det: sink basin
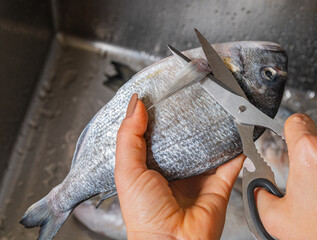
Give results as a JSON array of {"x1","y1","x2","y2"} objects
[{"x1": 0, "y1": 0, "x2": 316, "y2": 239}]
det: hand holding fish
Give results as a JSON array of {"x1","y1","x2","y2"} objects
[
  {"x1": 256, "y1": 113, "x2": 317, "y2": 240},
  {"x1": 115, "y1": 94, "x2": 245, "y2": 239}
]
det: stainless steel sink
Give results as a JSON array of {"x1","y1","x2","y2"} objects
[{"x1": 0, "y1": 0, "x2": 316, "y2": 239}]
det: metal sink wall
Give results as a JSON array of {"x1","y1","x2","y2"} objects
[{"x1": 0, "y1": 0, "x2": 316, "y2": 239}]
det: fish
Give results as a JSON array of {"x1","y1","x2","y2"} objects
[{"x1": 20, "y1": 41, "x2": 288, "y2": 239}]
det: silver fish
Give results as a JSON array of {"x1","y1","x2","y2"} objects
[{"x1": 20, "y1": 41, "x2": 288, "y2": 239}]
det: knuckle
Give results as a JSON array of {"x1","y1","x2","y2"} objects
[
  {"x1": 133, "y1": 137, "x2": 145, "y2": 151},
  {"x1": 116, "y1": 130, "x2": 126, "y2": 141},
  {"x1": 117, "y1": 120, "x2": 129, "y2": 134},
  {"x1": 140, "y1": 170, "x2": 166, "y2": 188},
  {"x1": 297, "y1": 133, "x2": 317, "y2": 150},
  {"x1": 296, "y1": 133, "x2": 317, "y2": 156},
  {"x1": 117, "y1": 123, "x2": 132, "y2": 140}
]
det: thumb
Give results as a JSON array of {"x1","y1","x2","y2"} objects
[
  {"x1": 115, "y1": 93, "x2": 148, "y2": 194},
  {"x1": 285, "y1": 113, "x2": 317, "y2": 172},
  {"x1": 284, "y1": 113, "x2": 317, "y2": 197},
  {"x1": 256, "y1": 113, "x2": 317, "y2": 234}
]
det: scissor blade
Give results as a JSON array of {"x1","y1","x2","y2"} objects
[
  {"x1": 236, "y1": 122, "x2": 278, "y2": 240},
  {"x1": 167, "y1": 44, "x2": 191, "y2": 63},
  {"x1": 199, "y1": 77, "x2": 284, "y2": 137},
  {"x1": 167, "y1": 45, "x2": 284, "y2": 137},
  {"x1": 194, "y1": 29, "x2": 247, "y2": 99},
  {"x1": 236, "y1": 123, "x2": 275, "y2": 173},
  {"x1": 168, "y1": 44, "x2": 237, "y2": 93}
]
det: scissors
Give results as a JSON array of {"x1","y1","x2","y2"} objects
[{"x1": 167, "y1": 29, "x2": 285, "y2": 240}]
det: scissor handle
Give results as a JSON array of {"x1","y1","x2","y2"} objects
[{"x1": 247, "y1": 178, "x2": 284, "y2": 240}]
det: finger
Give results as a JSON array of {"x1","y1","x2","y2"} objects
[
  {"x1": 255, "y1": 187, "x2": 283, "y2": 232},
  {"x1": 115, "y1": 94, "x2": 148, "y2": 191},
  {"x1": 256, "y1": 114, "x2": 317, "y2": 234},
  {"x1": 189, "y1": 155, "x2": 245, "y2": 225},
  {"x1": 285, "y1": 113, "x2": 317, "y2": 173},
  {"x1": 215, "y1": 154, "x2": 246, "y2": 187},
  {"x1": 198, "y1": 154, "x2": 245, "y2": 198},
  {"x1": 285, "y1": 113, "x2": 317, "y2": 151},
  {"x1": 255, "y1": 187, "x2": 280, "y2": 208}
]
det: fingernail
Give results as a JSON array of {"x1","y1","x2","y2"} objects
[{"x1": 126, "y1": 93, "x2": 138, "y2": 117}]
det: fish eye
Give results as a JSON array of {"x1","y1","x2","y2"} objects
[{"x1": 261, "y1": 67, "x2": 277, "y2": 81}]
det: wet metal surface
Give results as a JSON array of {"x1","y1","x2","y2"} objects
[
  {"x1": 0, "y1": 37, "x2": 150, "y2": 239},
  {"x1": 0, "y1": 0, "x2": 317, "y2": 239},
  {"x1": 0, "y1": 0, "x2": 52, "y2": 183},
  {"x1": 57, "y1": 0, "x2": 317, "y2": 90}
]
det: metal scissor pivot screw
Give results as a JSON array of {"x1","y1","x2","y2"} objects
[{"x1": 239, "y1": 105, "x2": 247, "y2": 113}]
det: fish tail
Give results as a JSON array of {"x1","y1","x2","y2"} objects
[{"x1": 20, "y1": 196, "x2": 71, "y2": 240}]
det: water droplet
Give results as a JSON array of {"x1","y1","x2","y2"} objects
[
  {"x1": 43, "y1": 80, "x2": 52, "y2": 92},
  {"x1": 4, "y1": 198, "x2": 11, "y2": 205},
  {"x1": 306, "y1": 90, "x2": 315, "y2": 99},
  {"x1": 40, "y1": 108, "x2": 55, "y2": 119},
  {"x1": 28, "y1": 119, "x2": 38, "y2": 129},
  {"x1": 64, "y1": 130, "x2": 77, "y2": 144},
  {"x1": 17, "y1": 181, "x2": 24, "y2": 187},
  {"x1": 47, "y1": 148, "x2": 56, "y2": 156},
  {"x1": 98, "y1": 49, "x2": 107, "y2": 59},
  {"x1": 304, "y1": 160, "x2": 311, "y2": 167},
  {"x1": 154, "y1": 44, "x2": 160, "y2": 53},
  {"x1": 293, "y1": 101, "x2": 302, "y2": 109},
  {"x1": 149, "y1": 55, "x2": 156, "y2": 61},
  {"x1": 38, "y1": 88, "x2": 48, "y2": 99},
  {"x1": 60, "y1": 70, "x2": 78, "y2": 89},
  {"x1": 16, "y1": 147, "x2": 24, "y2": 155},
  {"x1": 284, "y1": 89, "x2": 292, "y2": 100},
  {"x1": 55, "y1": 108, "x2": 62, "y2": 117},
  {"x1": 26, "y1": 192, "x2": 34, "y2": 200}
]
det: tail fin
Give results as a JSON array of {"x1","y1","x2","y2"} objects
[{"x1": 20, "y1": 197, "x2": 71, "y2": 240}]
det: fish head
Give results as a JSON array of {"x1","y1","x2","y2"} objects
[{"x1": 220, "y1": 41, "x2": 288, "y2": 118}]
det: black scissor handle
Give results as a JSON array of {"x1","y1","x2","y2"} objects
[{"x1": 247, "y1": 178, "x2": 284, "y2": 240}]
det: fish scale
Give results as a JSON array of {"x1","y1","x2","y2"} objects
[{"x1": 20, "y1": 42, "x2": 287, "y2": 240}]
